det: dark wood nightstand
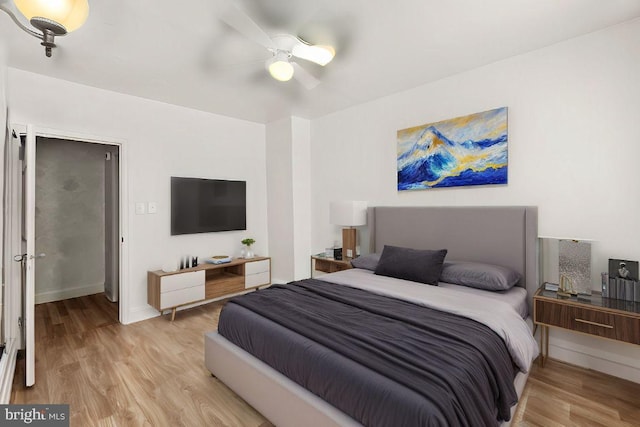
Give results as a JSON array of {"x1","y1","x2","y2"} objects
[
  {"x1": 533, "y1": 287, "x2": 640, "y2": 367},
  {"x1": 310, "y1": 255, "x2": 352, "y2": 278}
]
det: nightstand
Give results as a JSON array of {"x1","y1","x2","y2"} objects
[
  {"x1": 533, "y1": 287, "x2": 640, "y2": 367},
  {"x1": 310, "y1": 255, "x2": 352, "y2": 278}
]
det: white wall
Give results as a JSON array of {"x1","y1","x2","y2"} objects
[
  {"x1": 290, "y1": 117, "x2": 312, "y2": 280},
  {"x1": 8, "y1": 69, "x2": 268, "y2": 323},
  {"x1": 266, "y1": 117, "x2": 294, "y2": 283},
  {"x1": 309, "y1": 19, "x2": 640, "y2": 381},
  {"x1": 266, "y1": 116, "x2": 312, "y2": 283}
]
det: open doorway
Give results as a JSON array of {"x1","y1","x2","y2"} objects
[
  {"x1": 30, "y1": 136, "x2": 120, "y2": 325},
  {"x1": 5, "y1": 126, "x2": 127, "y2": 390}
]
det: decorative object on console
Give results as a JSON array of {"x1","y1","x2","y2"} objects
[
  {"x1": 539, "y1": 237, "x2": 593, "y2": 296},
  {"x1": 179, "y1": 255, "x2": 195, "y2": 270},
  {"x1": 206, "y1": 255, "x2": 232, "y2": 265},
  {"x1": 241, "y1": 238, "x2": 256, "y2": 259},
  {"x1": 558, "y1": 239, "x2": 591, "y2": 296},
  {"x1": 397, "y1": 107, "x2": 508, "y2": 190},
  {"x1": 606, "y1": 259, "x2": 639, "y2": 302},
  {"x1": 330, "y1": 201, "x2": 367, "y2": 260},
  {"x1": 0, "y1": 0, "x2": 89, "y2": 57},
  {"x1": 609, "y1": 259, "x2": 638, "y2": 281}
]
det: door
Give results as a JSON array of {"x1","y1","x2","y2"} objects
[{"x1": 23, "y1": 124, "x2": 36, "y2": 387}]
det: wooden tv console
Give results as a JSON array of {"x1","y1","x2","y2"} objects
[{"x1": 147, "y1": 257, "x2": 271, "y2": 321}]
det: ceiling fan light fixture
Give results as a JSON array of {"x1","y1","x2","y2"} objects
[
  {"x1": 292, "y1": 42, "x2": 335, "y2": 66},
  {"x1": 14, "y1": 0, "x2": 89, "y2": 32},
  {"x1": 267, "y1": 51, "x2": 294, "y2": 82}
]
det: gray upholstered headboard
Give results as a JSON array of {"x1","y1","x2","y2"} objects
[{"x1": 367, "y1": 206, "x2": 538, "y2": 309}]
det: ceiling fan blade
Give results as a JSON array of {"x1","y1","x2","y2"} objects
[
  {"x1": 291, "y1": 40, "x2": 335, "y2": 66},
  {"x1": 215, "y1": 0, "x2": 275, "y2": 50},
  {"x1": 291, "y1": 62, "x2": 321, "y2": 90}
]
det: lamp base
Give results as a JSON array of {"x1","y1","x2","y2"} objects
[{"x1": 342, "y1": 228, "x2": 357, "y2": 260}]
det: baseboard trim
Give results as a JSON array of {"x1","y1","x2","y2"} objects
[
  {"x1": 124, "y1": 306, "x2": 159, "y2": 325},
  {"x1": 549, "y1": 342, "x2": 640, "y2": 383},
  {"x1": 35, "y1": 283, "x2": 104, "y2": 304},
  {"x1": 0, "y1": 338, "x2": 18, "y2": 404},
  {"x1": 127, "y1": 288, "x2": 266, "y2": 325}
]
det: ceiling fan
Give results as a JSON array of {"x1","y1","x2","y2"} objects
[{"x1": 216, "y1": 0, "x2": 336, "y2": 89}]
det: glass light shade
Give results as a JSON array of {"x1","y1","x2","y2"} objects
[
  {"x1": 268, "y1": 60, "x2": 294, "y2": 82},
  {"x1": 14, "y1": 0, "x2": 89, "y2": 32},
  {"x1": 292, "y1": 43, "x2": 335, "y2": 66}
]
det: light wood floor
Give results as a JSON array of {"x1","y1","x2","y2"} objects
[{"x1": 11, "y1": 295, "x2": 640, "y2": 427}]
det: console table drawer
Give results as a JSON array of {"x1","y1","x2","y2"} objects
[
  {"x1": 160, "y1": 285, "x2": 205, "y2": 309},
  {"x1": 246, "y1": 259, "x2": 270, "y2": 275},
  {"x1": 161, "y1": 270, "x2": 205, "y2": 293},
  {"x1": 536, "y1": 299, "x2": 640, "y2": 345},
  {"x1": 245, "y1": 271, "x2": 270, "y2": 288}
]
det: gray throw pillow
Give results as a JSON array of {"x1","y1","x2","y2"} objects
[
  {"x1": 440, "y1": 261, "x2": 522, "y2": 291},
  {"x1": 350, "y1": 253, "x2": 380, "y2": 271},
  {"x1": 374, "y1": 245, "x2": 448, "y2": 286}
]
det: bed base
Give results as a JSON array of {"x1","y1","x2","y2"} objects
[
  {"x1": 205, "y1": 331, "x2": 529, "y2": 427},
  {"x1": 204, "y1": 206, "x2": 537, "y2": 426}
]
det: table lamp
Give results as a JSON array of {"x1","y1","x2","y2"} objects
[{"x1": 330, "y1": 201, "x2": 367, "y2": 260}]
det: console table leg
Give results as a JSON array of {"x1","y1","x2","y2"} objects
[
  {"x1": 171, "y1": 308, "x2": 176, "y2": 322},
  {"x1": 539, "y1": 325, "x2": 548, "y2": 368},
  {"x1": 544, "y1": 325, "x2": 549, "y2": 367}
]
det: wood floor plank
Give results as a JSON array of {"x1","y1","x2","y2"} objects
[{"x1": 11, "y1": 293, "x2": 640, "y2": 426}]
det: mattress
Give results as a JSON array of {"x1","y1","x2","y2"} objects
[
  {"x1": 319, "y1": 268, "x2": 529, "y2": 318},
  {"x1": 217, "y1": 278, "x2": 538, "y2": 427}
]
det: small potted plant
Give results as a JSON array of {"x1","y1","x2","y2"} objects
[{"x1": 241, "y1": 238, "x2": 256, "y2": 258}]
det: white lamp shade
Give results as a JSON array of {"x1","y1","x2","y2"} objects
[
  {"x1": 330, "y1": 201, "x2": 367, "y2": 226},
  {"x1": 14, "y1": 0, "x2": 89, "y2": 32}
]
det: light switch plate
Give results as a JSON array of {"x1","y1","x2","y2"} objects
[
  {"x1": 135, "y1": 202, "x2": 146, "y2": 215},
  {"x1": 148, "y1": 202, "x2": 157, "y2": 214}
]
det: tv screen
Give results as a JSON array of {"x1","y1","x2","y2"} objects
[{"x1": 171, "y1": 177, "x2": 246, "y2": 235}]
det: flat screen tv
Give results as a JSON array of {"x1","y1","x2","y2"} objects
[{"x1": 171, "y1": 177, "x2": 246, "y2": 235}]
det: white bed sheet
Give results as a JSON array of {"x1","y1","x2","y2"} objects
[
  {"x1": 441, "y1": 279, "x2": 529, "y2": 318},
  {"x1": 316, "y1": 268, "x2": 539, "y2": 372},
  {"x1": 320, "y1": 268, "x2": 529, "y2": 317}
]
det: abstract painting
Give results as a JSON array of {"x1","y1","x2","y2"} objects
[{"x1": 397, "y1": 107, "x2": 508, "y2": 190}]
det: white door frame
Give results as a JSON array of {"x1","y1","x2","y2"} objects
[
  {"x1": 24, "y1": 124, "x2": 35, "y2": 386},
  {"x1": 10, "y1": 124, "x2": 130, "y2": 324},
  {"x1": 0, "y1": 128, "x2": 23, "y2": 400}
]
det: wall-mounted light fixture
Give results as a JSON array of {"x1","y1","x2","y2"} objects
[{"x1": 0, "y1": 0, "x2": 89, "y2": 57}]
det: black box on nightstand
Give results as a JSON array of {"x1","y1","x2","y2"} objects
[{"x1": 333, "y1": 248, "x2": 343, "y2": 260}]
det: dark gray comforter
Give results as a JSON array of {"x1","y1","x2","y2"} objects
[{"x1": 218, "y1": 279, "x2": 518, "y2": 427}]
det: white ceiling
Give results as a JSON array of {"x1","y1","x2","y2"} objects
[{"x1": 2, "y1": 0, "x2": 640, "y2": 123}]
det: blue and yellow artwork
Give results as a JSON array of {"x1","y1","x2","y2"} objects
[{"x1": 397, "y1": 107, "x2": 508, "y2": 190}]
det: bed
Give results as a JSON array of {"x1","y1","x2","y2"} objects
[{"x1": 205, "y1": 206, "x2": 539, "y2": 426}]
